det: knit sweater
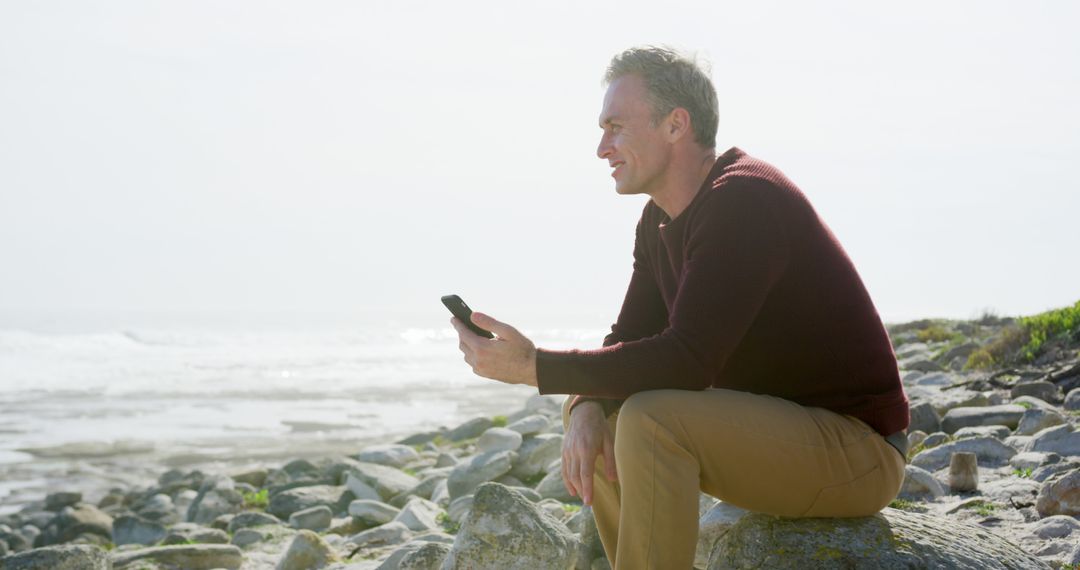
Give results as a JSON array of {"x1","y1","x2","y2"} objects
[{"x1": 535, "y1": 147, "x2": 909, "y2": 436}]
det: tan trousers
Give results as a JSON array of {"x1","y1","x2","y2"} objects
[{"x1": 561, "y1": 388, "x2": 905, "y2": 570}]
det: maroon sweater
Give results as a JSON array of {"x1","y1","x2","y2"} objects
[{"x1": 536, "y1": 147, "x2": 909, "y2": 436}]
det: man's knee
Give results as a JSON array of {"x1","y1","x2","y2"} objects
[{"x1": 614, "y1": 390, "x2": 681, "y2": 456}]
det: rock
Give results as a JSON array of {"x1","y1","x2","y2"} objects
[
  {"x1": 357, "y1": 444, "x2": 422, "y2": 469},
  {"x1": 398, "y1": 541, "x2": 452, "y2": 569},
  {"x1": 346, "y1": 462, "x2": 421, "y2": 500},
  {"x1": 506, "y1": 414, "x2": 551, "y2": 436},
  {"x1": 227, "y1": 511, "x2": 283, "y2": 533},
  {"x1": 1009, "y1": 451, "x2": 1056, "y2": 470},
  {"x1": 1030, "y1": 515, "x2": 1080, "y2": 539},
  {"x1": 446, "y1": 451, "x2": 515, "y2": 499},
  {"x1": 695, "y1": 501, "x2": 747, "y2": 569},
  {"x1": 1035, "y1": 468, "x2": 1080, "y2": 517},
  {"x1": 275, "y1": 529, "x2": 337, "y2": 570},
  {"x1": 112, "y1": 514, "x2": 166, "y2": 546},
  {"x1": 0, "y1": 544, "x2": 109, "y2": 570},
  {"x1": 900, "y1": 357, "x2": 943, "y2": 373},
  {"x1": 908, "y1": 402, "x2": 941, "y2": 435},
  {"x1": 930, "y1": 390, "x2": 989, "y2": 415},
  {"x1": 111, "y1": 544, "x2": 243, "y2": 569},
  {"x1": 435, "y1": 453, "x2": 458, "y2": 468},
  {"x1": 394, "y1": 497, "x2": 442, "y2": 532},
  {"x1": 161, "y1": 524, "x2": 230, "y2": 545},
  {"x1": 1011, "y1": 380, "x2": 1061, "y2": 402},
  {"x1": 911, "y1": 436, "x2": 1017, "y2": 472},
  {"x1": 230, "y1": 468, "x2": 268, "y2": 487},
  {"x1": 1015, "y1": 407, "x2": 1068, "y2": 436},
  {"x1": 1064, "y1": 388, "x2": 1080, "y2": 410},
  {"x1": 350, "y1": 499, "x2": 402, "y2": 527},
  {"x1": 347, "y1": 521, "x2": 412, "y2": 549},
  {"x1": 37, "y1": 503, "x2": 113, "y2": 546},
  {"x1": 187, "y1": 476, "x2": 245, "y2": 524},
  {"x1": 921, "y1": 432, "x2": 950, "y2": 449},
  {"x1": 443, "y1": 483, "x2": 578, "y2": 570},
  {"x1": 2, "y1": 529, "x2": 32, "y2": 553},
  {"x1": 1033, "y1": 460, "x2": 1080, "y2": 483},
  {"x1": 899, "y1": 465, "x2": 946, "y2": 499},
  {"x1": 1024, "y1": 424, "x2": 1080, "y2": 456},
  {"x1": 953, "y1": 425, "x2": 1011, "y2": 440},
  {"x1": 396, "y1": 475, "x2": 447, "y2": 505},
  {"x1": 44, "y1": 492, "x2": 82, "y2": 512},
  {"x1": 941, "y1": 405, "x2": 1025, "y2": 433},
  {"x1": 706, "y1": 508, "x2": 1051, "y2": 569},
  {"x1": 281, "y1": 459, "x2": 321, "y2": 480},
  {"x1": 447, "y1": 495, "x2": 473, "y2": 524},
  {"x1": 289, "y1": 505, "x2": 333, "y2": 531},
  {"x1": 446, "y1": 417, "x2": 495, "y2": 442},
  {"x1": 907, "y1": 430, "x2": 928, "y2": 450},
  {"x1": 948, "y1": 452, "x2": 979, "y2": 492},
  {"x1": 268, "y1": 485, "x2": 353, "y2": 519},
  {"x1": 477, "y1": 428, "x2": 523, "y2": 453},
  {"x1": 981, "y1": 477, "x2": 1041, "y2": 504},
  {"x1": 535, "y1": 468, "x2": 576, "y2": 503},
  {"x1": 231, "y1": 527, "x2": 267, "y2": 547},
  {"x1": 511, "y1": 434, "x2": 564, "y2": 480}
]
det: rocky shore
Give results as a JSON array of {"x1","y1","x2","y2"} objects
[{"x1": 2, "y1": 306, "x2": 1080, "y2": 569}]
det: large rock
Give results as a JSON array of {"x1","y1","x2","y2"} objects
[
  {"x1": 511, "y1": 434, "x2": 563, "y2": 480},
  {"x1": 1010, "y1": 380, "x2": 1061, "y2": 402},
  {"x1": 1015, "y1": 407, "x2": 1068, "y2": 436},
  {"x1": 0, "y1": 544, "x2": 110, "y2": 570},
  {"x1": 111, "y1": 544, "x2": 243, "y2": 569},
  {"x1": 1064, "y1": 387, "x2": 1080, "y2": 410},
  {"x1": 446, "y1": 417, "x2": 495, "y2": 441},
  {"x1": 535, "y1": 468, "x2": 576, "y2": 503},
  {"x1": 36, "y1": 504, "x2": 113, "y2": 546},
  {"x1": 349, "y1": 500, "x2": 401, "y2": 526},
  {"x1": 506, "y1": 414, "x2": 551, "y2": 436},
  {"x1": 346, "y1": 521, "x2": 412, "y2": 549},
  {"x1": 44, "y1": 492, "x2": 83, "y2": 512},
  {"x1": 187, "y1": 476, "x2": 245, "y2": 524},
  {"x1": 393, "y1": 497, "x2": 442, "y2": 532},
  {"x1": 112, "y1": 514, "x2": 166, "y2": 546},
  {"x1": 267, "y1": 485, "x2": 353, "y2": 519},
  {"x1": 276, "y1": 529, "x2": 337, "y2": 570},
  {"x1": 910, "y1": 437, "x2": 1017, "y2": 471},
  {"x1": 443, "y1": 483, "x2": 578, "y2": 570},
  {"x1": 907, "y1": 402, "x2": 941, "y2": 435},
  {"x1": 227, "y1": 511, "x2": 283, "y2": 533},
  {"x1": 706, "y1": 508, "x2": 1051, "y2": 569},
  {"x1": 941, "y1": 405, "x2": 1025, "y2": 433},
  {"x1": 346, "y1": 462, "x2": 420, "y2": 500},
  {"x1": 1036, "y1": 468, "x2": 1080, "y2": 517},
  {"x1": 398, "y1": 541, "x2": 451, "y2": 569},
  {"x1": 1024, "y1": 424, "x2": 1080, "y2": 456},
  {"x1": 696, "y1": 501, "x2": 748, "y2": 569},
  {"x1": 899, "y1": 465, "x2": 946, "y2": 499},
  {"x1": 477, "y1": 427, "x2": 524, "y2": 453},
  {"x1": 288, "y1": 505, "x2": 333, "y2": 531},
  {"x1": 446, "y1": 451, "x2": 515, "y2": 499},
  {"x1": 357, "y1": 444, "x2": 421, "y2": 469}
]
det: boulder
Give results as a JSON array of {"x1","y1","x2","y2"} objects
[
  {"x1": 446, "y1": 417, "x2": 495, "y2": 441},
  {"x1": 161, "y1": 524, "x2": 229, "y2": 545},
  {"x1": 535, "y1": 468, "x2": 576, "y2": 503},
  {"x1": 1010, "y1": 380, "x2": 1061, "y2": 403},
  {"x1": 953, "y1": 425, "x2": 1011, "y2": 440},
  {"x1": 349, "y1": 500, "x2": 401, "y2": 526},
  {"x1": 506, "y1": 414, "x2": 551, "y2": 436},
  {"x1": 393, "y1": 497, "x2": 442, "y2": 532},
  {"x1": 941, "y1": 405, "x2": 1025, "y2": 433},
  {"x1": 443, "y1": 483, "x2": 578, "y2": 570},
  {"x1": 899, "y1": 465, "x2": 946, "y2": 499},
  {"x1": 1029, "y1": 515, "x2": 1080, "y2": 539},
  {"x1": 910, "y1": 436, "x2": 1016, "y2": 472},
  {"x1": 357, "y1": 444, "x2": 421, "y2": 469},
  {"x1": 346, "y1": 462, "x2": 420, "y2": 501},
  {"x1": 1024, "y1": 424, "x2": 1080, "y2": 456},
  {"x1": 1035, "y1": 468, "x2": 1080, "y2": 517},
  {"x1": 1015, "y1": 407, "x2": 1068, "y2": 436},
  {"x1": 446, "y1": 451, "x2": 515, "y2": 499},
  {"x1": 511, "y1": 434, "x2": 563, "y2": 480},
  {"x1": 276, "y1": 529, "x2": 337, "y2": 570},
  {"x1": 288, "y1": 505, "x2": 333, "y2": 531},
  {"x1": 706, "y1": 508, "x2": 1050, "y2": 569},
  {"x1": 477, "y1": 428, "x2": 524, "y2": 453},
  {"x1": 112, "y1": 514, "x2": 166, "y2": 546},
  {"x1": 695, "y1": 501, "x2": 747, "y2": 569},
  {"x1": 0, "y1": 544, "x2": 110, "y2": 570},
  {"x1": 398, "y1": 541, "x2": 452, "y2": 569},
  {"x1": 907, "y1": 402, "x2": 941, "y2": 435},
  {"x1": 186, "y1": 476, "x2": 245, "y2": 524},
  {"x1": 36, "y1": 504, "x2": 113, "y2": 546},
  {"x1": 227, "y1": 511, "x2": 283, "y2": 533},
  {"x1": 44, "y1": 492, "x2": 82, "y2": 512},
  {"x1": 1064, "y1": 387, "x2": 1080, "y2": 411},
  {"x1": 346, "y1": 521, "x2": 412, "y2": 549},
  {"x1": 268, "y1": 485, "x2": 353, "y2": 519},
  {"x1": 111, "y1": 544, "x2": 243, "y2": 569}
]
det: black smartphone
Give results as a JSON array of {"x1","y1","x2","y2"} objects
[{"x1": 441, "y1": 294, "x2": 495, "y2": 339}]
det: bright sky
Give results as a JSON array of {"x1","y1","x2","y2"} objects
[{"x1": 1, "y1": 1, "x2": 1077, "y2": 331}]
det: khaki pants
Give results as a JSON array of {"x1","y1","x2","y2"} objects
[{"x1": 561, "y1": 388, "x2": 905, "y2": 570}]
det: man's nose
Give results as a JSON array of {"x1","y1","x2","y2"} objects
[{"x1": 597, "y1": 133, "x2": 613, "y2": 159}]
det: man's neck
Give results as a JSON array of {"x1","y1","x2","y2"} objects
[{"x1": 650, "y1": 150, "x2": 719, "y2": 220}]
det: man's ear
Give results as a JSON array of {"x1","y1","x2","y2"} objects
[{"x1": 666, "y1": 107, "x2": 692, "y2": 143}]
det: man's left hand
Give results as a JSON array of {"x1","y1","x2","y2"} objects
[{"x1": 451, "y1": 313, "x2": 538, "y2": 387}]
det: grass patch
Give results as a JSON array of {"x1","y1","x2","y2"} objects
[
  {"x1": 917, "y1": 324, "x2": 956, "y2": 344},
  {"x1": 243, "y1": 489, "x2": 269, "y2": 509},
  {"x1": 492, "y1": 415, "x2": 508, "y2": 428},
  {"x1": 973, "y1": 502, "x2": 998, "y2": 517},
  {"x1": 1013, "y1": 467, "x2": 1033, "y2": 479},
  {"x1": 436, "y1": 511, "x2": 460, "y2": 534},
  {"x1": 888, "y1": 499, "x2": 927, "y2": 513},
  {"x1": 1018, "y1": 300, "x2": 1080, "y2": 361},
  {"x1": 561, "y1": 503, "x2": 581, "y2": 513},
  {"x1": 1015, "y1": 401, "x2": 1033, "y2": 409}
]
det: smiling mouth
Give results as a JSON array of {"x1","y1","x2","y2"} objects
[{"x1": 611, "y1": 162, "x2": 625, "y2": 177}]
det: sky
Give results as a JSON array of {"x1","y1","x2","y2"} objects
[{"x1": 1, "y1": 0, "x2": 1077, "y2": 332}]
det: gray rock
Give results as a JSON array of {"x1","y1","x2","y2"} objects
[
  {"x1": 289, "y1": 505, "x2": 333, "y2": 531},
  {"x1": 1064, "y1": 387, "x2": 1080, "y2": 411},
  {"x1": 275, "y1": 529, "x2": 337, "y2": 570},
  {"x1": 345, "y1": 472, "x2": 383, "y2": 502},
  {"x1": 524, "y1": 395, "x2": 563, "y2": 415},
  {"x1": 1036, "y1": 468, "x2": 1080, "y2": 517},
  {"x1": 357, "y1": 444, "x2": 422, "y2": 469},
  {"x1": 268, "y1": 485, "x2": 353, "y2": 519},
  {"x1": 981, "y1": 477, "x2": 1040, "y2": 504},
  {"x1": 908, "y1": 402, "x2": 941, "y2": 435},
  {"x1": 511, "y1": 434, "x2": 564, "y2": 480},
  {"x1": 435, "y1": 453, "x2": 458, "y2": 468},
  {"x1": 953, "y1": 425, "x2": 1011, "y2": 440},
  {"x1": 930, "y1": 390, "x2": 990, "y2": 415},
  {"x1": 347, "y1": 521, "x2": 412, "y2": 549},
  {"x1": 37, "y1": 503, "x2": 113, "y2": 546},
  {"x1": 941, "y1": 405, "x2": 1025, "y2": 433},
  {"x1": 506, "y1": 414, "x2": 551, "y2": 436},
  {"x1": 1033, "y1": 460, "x2": 1080, "y2": 483},
  {"x1": 1030, "y1": 515, "x2": 1080, "y2": 539},
  {"x1": 230, "y1": 527, "x2": 267, "y2": 547},
  {"x1": 161, "y1": 524, "x2": 229, "y2": 545},
  {"x1": 44, "y1": 492, "x2": 82, "y2": 512},
  {"x1": 921, "y1": 432, "x2": 950, "y2": 449},
  {"x1": 111, "y1": 544, "x2": 243, "y2": 569},
  {"x1": 443, "y1": 483, "x2": 578, "y2": 570},
  {"x1": 447, "y1": 495, "x2": 473, "y2": 524},
  {"x1": 446, "y1": 417, "x2": 495, "y2": 442},
  {"x1": 231, "y1": 468, "x2": 268, "y2": 487},
  {"x1": 1010, "y1": 380, "x2": 1061, "y2": 402},
  {"x1": 477, "y1": 428, "x2": 523, "y2": 453},
  {"x1": 1015, "y1": 407, "x2": 1068, "y2": 436},
  {"x1": 535, "y1": 468, "x2": 576, "y2": 503},
  {"x1": 396, "y1": 475, "x2": 447, "y2": 504},
  {"x1": 1011, "y1": 395, "x2": 1056, "y2": 410},
  {"x1": 112, "y1": 514, "x2": 166, "y2": 546},
  {"x1": 2, "y1": 528, "x2": 31, "y2": 553},
  {"x1": 187, "y1": 476, "x2": 245, "y2": 524},
  {"x1": 910, "y1": 436, "x2": 1017, "y2": 472},
  {"x1": 399, "y1": 541, "x2": 451, "y2": 570},
  {"x1": 446, "y1": 451, "x2": 515, "y2": 499},
  {"x1": 706, "y1": 508, "x2": 1050, "y2": 569},
  {"x1": 349, "y1": 499, "x2": 402, "y2": 526},
  {"x1": 0, "y1": 544, "x2": 109, "y2": 570},
  {"x1": 1009, "y1": 452, "x2": 1056, "y2": 470},
  {"x1": 346, "y1": 462, "x2": 421, "y2": 501},
  {"x1": 227, "y1": 510, "x2": 283, "y2": 533},
  {"x1": 393, "y1": 497, "x2": 442, "y2": 532},
  {"x1": 1024, "y1": 424, "x2": 1080, "y2": 456},
  {"x1": 695, "y1": 501, "x2": 747, "y2": 569},
  {"x1": 899, "y1": 465, "x2": 946, "y2": 499}
]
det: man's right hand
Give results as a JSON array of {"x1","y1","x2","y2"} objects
[{"x1": 562, "y1": 400, "x2": 617, "y2": 506}]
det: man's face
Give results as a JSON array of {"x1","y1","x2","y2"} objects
[{"x1": 596, "y1": 74, "x2": 672, "y2": 196}]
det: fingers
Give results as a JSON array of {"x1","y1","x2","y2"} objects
[
  {"x1": 450, "y1": 318, "x2": 482, "y2": 349},
  {"x1": 577, "y1": 450, "x2": 595, "y2": 505},
  {"x1": 471, "y1": 312, "x2": 518, "y2": 340},
  {"x1": 562, "y1": 446, "x2": 578, "y2": 498}
]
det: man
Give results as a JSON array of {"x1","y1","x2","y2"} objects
[{"x1": 451, "y1": 46, "x2": 908, "y2": 570}]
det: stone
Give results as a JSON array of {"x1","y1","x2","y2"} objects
[
  {"x1": 231, "y1": 527, "x2": 267, "y2": 547},
  {"x1": 706, "y1": 508, "x2": 1051, "y2": 569},
  {"x1": 899, "y1": 465, "x2": 946, "y2": 499},
  {"x1": 394, "y1": 497, "x2": 442, "y2": 532},
  {"x1": 346, "y1": 462, "x2": 420, "y2": 500},
  {"x1": 907, "y1": 430, "x2": 928, "y2": 450},
  {"x1": 1064, "y1": 387, "x2": 1080, "y2": 410},
  {"x1": 44, "y1": 492, "x2": 82, "y2": 512},
  {"x1": 910, "y1": 436, "x2": 1017, "y2": 472},
  {"x1": 511, "y1": 434, "x2": 564, "y2": 480},
  {"x1": 907, "y1": 402, "x2": 941, "y2": 435},
  {"x1": 112, "y1": 514, "x2": 166, "y2": 546},
  {"x1": 980, "y1": 477, "x2": 1041, "y2": 504},
  {"x1": 349, "y1": 499, "x2": 402, "y2": 526},
  {"x1": 396, "y1": 475, "x2": 447, "y2": 505},
  {"x1": 347, "y1": 521, "x2": 412, "y2": 549},
  {"x1": 1033, "y1": 460, "x2": 1079, "y2": 483},
  {"x1": 1035, "y1": 468, "x2": 1080, "y2": 517},
  {"x1": 288, "y1": 505, "x2": 333, "y2": 531},
  {"x1": 435, "y1": 453, "x2": 458, "y2": 468},
  {"x1": 443, "y1": 483, "x2": 578, "y2": 570},
  {"x1": 1030, "y1": 515, "x2": 1080, "y2": 539},
  {"x1": 275, "y1": 529, "x2": 337, "y2": 570},
  {"x1": 398, "y1": 541, "x2": 452, "y2": 569},
  {"x1": 1009, "y1": 451, "x2": 1056, "y2": 470},
  {"x1": 948, "y1": 452, "x2": 979, "y2": 492},
  {"x1": 929, "y1": 390, "x2": 990, "y2": 415},
  {"x1": 111, "y1": 544, "x2": 243, "y2": 569},
  {"x1": 477, "y1": 427, "x2": 523, "y2": 453},
  {"x1": 921, "y1": 432, "x2": 950, "y2": 449},
  {"x1": 446, "y1": 450, "x2": 515, "y2": 499},
  {"x1": 1024, "y1": 424, "x2": 1080, "y2": 456},
  {"x1": 446, "y1": 417, "x2": 495, "y2": 442},
  {"x1": 37, "y1": 503, "x2": 114, "y2": 546},
  {"x1": 2, "y1": 528, "x2": 32, "y2": 553},
  {"x1": 186, "y1": 476, "x2": 245, "y2": 524},
  {"x1": 227, "y1": 510, "x2": 282, "y2": 533},
  {"x1": 1010, "y1": 380, "x2": 1061, "y2": 402},
  {"x1": 941, "y1": 405, "x2": 1025, "y2": 433},
  {"x1": 447, "y1": 495, "x2": 473, "y2": 524},
  {"x1": 268, "y1": 485, "x2": 353, "y2": 519},
  {"x1": 506, "y1": 414, "x2": 551, "y2": 436},
  {"x1": 0, "y1": 544, "x2": 109, "y2": 570},
  {"x1": 695, "y1": 501, "x2": 747, "y2": 569},
  {"x1": 535, "y1": 468, "x2": 576, "y2": 503},
  {"x1": 357, "y1": 444, "x2": 422, "y2": 469},
  {"x1": 161, "y1": 524, "x2": 230, "y2": 545},
  {"x1": 231, "y1": 468, "x2": 268, "y2": 487},
  {"x1": 281, "y1": 459, "x2": 321, "y2": 480},
  {"x1": 1015, "y1": 407, "x2": 1068, "y2": 436},
  {"x1": 953, "y1": 425, "x2": 1011, "y2": 440}
]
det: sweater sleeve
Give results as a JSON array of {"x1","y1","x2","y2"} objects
[{"x1": 536, "y1": 183, "x2": 789, "y2": 399}]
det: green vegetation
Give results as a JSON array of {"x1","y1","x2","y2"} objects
[
  {"x1": 521, "y1": 472, "x2": 547, "y2": 487},
  {"x1": 916, "y1": 324, "x2": 957, "y2": 344},
  {"x1": 964, "y1": 299, "x2": 1080, "y2": 369},
  {"x1": 1015, "y1": 401, "x2": 1033, "y2": 410},
  {"x1": 1019, "y1": 300, "x2": 1080, "y2": 361},
  {"x1": 957, "y1": 500, "x2": 998, "y2": 517},
  {"x1": 402, "y1": 467, "x2": 418, "y2": 477},
  {"x1": 887, "y1": 499, "x2": 927, "y2": 513},
  {"x1": 436, "y1": 511, "x2": 460, "y2": 534},
  {"x1": 561, "y1": 503, "x2": 581, "y2": 513},
  {"x1": 492, "y1": 415, "x2": 508, "y2": 427},
  {"x1": 243, "y1": 489, "x2": 269, "y2": 509},
  {"x1": 1013, "y1": 467, "x2": 1033, "y2": 479}
]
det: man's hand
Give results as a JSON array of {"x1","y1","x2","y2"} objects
[
  {"x1": 451, "y1": 312, "x2": 537, "y2": 387},
  {"x1": 562, "y1": 400, "x2": 617, "y2": 506}
]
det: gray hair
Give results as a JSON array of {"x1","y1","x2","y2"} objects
[{"x1": 604, "y1": 46, "x2": 718, "y2": 149}]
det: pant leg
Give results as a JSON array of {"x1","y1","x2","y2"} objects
[
  {"x1": 611, "y1": 388, "x2": 905, "y2": 570},
  {"x1": 561, "y1": 397, "x2": 622, "y2": 564}
]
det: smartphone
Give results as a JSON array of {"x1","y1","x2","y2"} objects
[{"x1": 441, "y1": 294, "x2": 495, "y2": 339}]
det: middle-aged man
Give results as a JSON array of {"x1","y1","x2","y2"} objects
[{"x1": 451, "y1": 45, "x2": 909, "y2": 569}]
